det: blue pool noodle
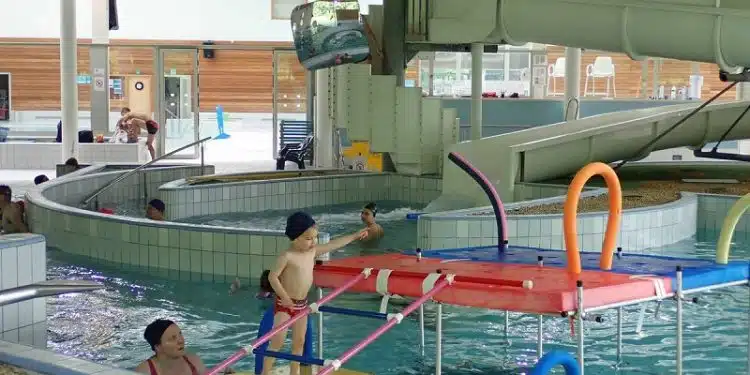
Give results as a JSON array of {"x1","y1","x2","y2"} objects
[
  {"x1": 254, "y1": 307, "x2": 314, "y2": 374},
  {"x1": 530, "y1": 350, "x2": 581, "y2": 375}
]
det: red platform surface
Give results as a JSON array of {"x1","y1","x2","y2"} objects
[{"x1": 314, "y1": 254, "x2": 672, "y2": 314}]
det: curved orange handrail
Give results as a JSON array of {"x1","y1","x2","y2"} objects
[{"x1": 563, "y1": 162, "x2": 622, "y2": 274}]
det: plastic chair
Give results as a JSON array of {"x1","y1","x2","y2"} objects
[
  {"x1": 584, "y1": 56, "x2": 616, "y2": 98},
  {"x1": 276, "y1": 134, "x2": 314, "y2": 170},
  {"x1": 547, "y1": 58, "x2": 566, "y2": 96}
]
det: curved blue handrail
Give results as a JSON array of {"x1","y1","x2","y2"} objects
[{"x1": 530, "y1": 351, "x2": 581, "y2": 375}]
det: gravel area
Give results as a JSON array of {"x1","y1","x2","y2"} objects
[
  {"x1": 510, "y1": 181, "x2": 750, "y2": 215},
  {"x1": 0, "y1": 364, "x2": 36, "y2": 375}
]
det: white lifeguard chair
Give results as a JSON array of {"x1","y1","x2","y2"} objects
[
  {"x1": 547, "y1": 57, "x2": 566, "y2": 96},
  {"x1": 584, "y1": 56, "x2": 616, "y2": 98}
]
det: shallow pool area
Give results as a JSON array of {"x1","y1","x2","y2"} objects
[
  {"x1": 176, "y1": 201, "x2": 421, "y2": 252},
  {"x1": 42, "y1": 231, "x2": 750, "y2": 375}
]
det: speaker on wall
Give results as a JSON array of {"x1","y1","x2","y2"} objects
[
  {"x1": 203, "y1": 41, "x2": 215, "y2": 59},
  {"x1": 109, "y1": 0, "x2": 119, "y2": 30}
]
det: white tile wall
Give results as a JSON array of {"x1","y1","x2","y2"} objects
[
  {"x1": 0, "y1": 143, "x2": 147, "y2": 170},
  {"x1": 0, "y1": 234, "x2": 48, "y2": 349},
  {"x1": 27, "y1": 168, "x2": 442, "y2": 281},
  {"x1": 161, "y1": 174, "x2": 443, "y2": 220},
  {"x1": 697, "y1": 194, "x2": 750, "y2": 241},
  {"x1": 418, "y1": 192, "x2": 698, "y2": 252}
]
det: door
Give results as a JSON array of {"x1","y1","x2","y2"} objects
[
  {"x1": 126, "y1": 76, "x2": 152, "y2": 115},
  {"x1": 272, "y1": 49, "x2": 308, "y2": 158},
  {"x1": 157, "y1": 49, "x2": 200, "y2": 158}
]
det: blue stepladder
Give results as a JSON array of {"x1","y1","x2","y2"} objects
[
  {"x1": 254, "y1": 306, "x2": 316, "y2": 375},
  {"x1": 530, "y1": 350, "x2": 581, "y2": 375}
]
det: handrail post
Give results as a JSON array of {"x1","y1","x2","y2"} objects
[
  {"x1": 80, "y1": 136, "x2": 212, "y2": 207},
  {"x1": 201, "y1": 143, "x2": 205, "y2": 175}
]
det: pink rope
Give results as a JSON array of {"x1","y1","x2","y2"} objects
[
  {"x1": 316, "y1": 277, "x2": 452, "y2": 375},
  {"x1": 206, "y1": 272, "x2": 368, "y2": 375}
]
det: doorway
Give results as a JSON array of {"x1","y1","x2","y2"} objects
[
  {"x1": 155, "y1": 48, "x2": 199, "y2": 158},
  {"x1": 0, "y1": 73, "x2": 10, "y2": 121}
]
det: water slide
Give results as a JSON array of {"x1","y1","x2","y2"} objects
[{"x1": 424, "y1": 0, "x2": 750, "y2": 209}]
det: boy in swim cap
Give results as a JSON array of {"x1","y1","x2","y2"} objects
[
  {"x1": 262, "y1": 211, "x2": 368, "y2": 375},
  {"x1": 360, "y1": 202, "x2": 384, "y2": 242}
]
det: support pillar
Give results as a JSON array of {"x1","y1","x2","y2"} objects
[
  {"x1": 470, "y1": 43, "x2": 483, "y2": 140},
  {"x1": 60, "y1": 0, "x2": 79, "y2": 161},
  {"x1": 564, "y1": 47, "x2": 581, "y2": 121},
  {"x1": 90, "y1": 0, "x2": 111, "y2": 137},
  {"x1": 737, "y1": 83, "x2": 750, "y2": 101},
  {"x1": 381, "y1": 0, "x2": 406, "y2": 85},
  {"x1": 314, "y1": 69, "x2": 334, "y2": 168}
]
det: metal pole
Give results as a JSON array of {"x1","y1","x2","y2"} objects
[
  {"x1": 436, "y1": 302, "x2": 442, "y2": 375},
  {"x1": 564, "y1": 47, "x2": 581, "y2": 121},
  {"x1": 200, "y1": 143, "x2": 205, "y2": 175},
  {"x1": 271, "y1": 51, "x2": 279, "y2": 159},
  {"x1": 419, "y1": 304, "x2": 425, "y2": 356},
  {"x1": 576, "y1": 280, "x2": 585, "y2": 375},
  {"x1": 317, "y1": 288, "x2": 324, "y2": 358},
  {"x1": 504, "y1": 310, "x2": 510, "y2": 343},
  {"x1": 676, "y1": 266, "x2": 683, "y2": 375},
  {"x1": 428, "y1": 52, "x2": 435, "y2": 96},
  {"x1": 616, "y1": 306, "x2": 623, "y2": 367},
  {"x1": 537, "y1": 256, "x2": 544, "y2": 359}
]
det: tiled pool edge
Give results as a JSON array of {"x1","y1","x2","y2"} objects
[
  {"x1": 418, "y1": 192, "x2": 698, "y2": 251},
  {"x1": 0, "y1": 340, "x2": 137, "y2": 375},
  {"x1": 160, "y1": 172, "x2": 443, "y2": 220},
  {"x1": 0, "y1": 234, "x2": 47, "y2": 348},
  {"x1": 26, "y1": 167, "x2": 442, "y2": 282}
]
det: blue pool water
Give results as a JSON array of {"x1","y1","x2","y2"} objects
[{"x1": 45, "y1": 206, "x2": 750, "y2": 374}]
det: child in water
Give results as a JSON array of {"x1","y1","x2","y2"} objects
[{"x1": 262, "y1": 211, "x2": 368, "y2": 375}]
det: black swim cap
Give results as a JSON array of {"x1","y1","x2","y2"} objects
[
  {"x1": 364, "y1": 202, "x2": 377, "y2": 217},
  {"x1": 144, "y1": 319, "x2": 175, "y2": 351},
  {"x1": 285, "y1": 211, "x2": 316, "y2": 240},
  {"x1": 148, "y1": 199, "x2": 166, "y2": 213}
]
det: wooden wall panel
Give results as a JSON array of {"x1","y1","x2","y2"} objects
[
  {"x1": 545, "y1": 46, "x2": 736, "y2": 99},
  {"x1": 0, "y1": 39, "x2": 737, "y2": 115}
]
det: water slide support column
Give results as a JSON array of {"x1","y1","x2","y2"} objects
[
  {"x1": 737, "y1": 82, "x2": 750, "y2": 101},
  {"x1": 60, "y1": 0, "x2": 79, "y2": 161},
  {"x1": 90, "y1": 0, "x2": 110, "y2": 137},
  {"x1": 564, "y1": 47, "x2": 581, "y2": 121},
  {"x1": 314, "y1": 68, "x2": 334, "y2": 168},
  {"x1": 470, "y1": 43, "x2": 483, "y2": 140}
]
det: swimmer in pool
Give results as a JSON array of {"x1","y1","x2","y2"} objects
[
  {"x1": 146, "y1": 199, "x2": 165, "y2": 221},
  {"x1": 134, "y1": 319, "x2": 216, "y2": 375},
  {"x1": 360, "y1": 202, "x2": 384, "y2": 243},
  {"x1": 0, "y1": 185, "x2": 28, "y2": 234},
  {"x1": 229, "y1": 270, "x2": 274, "y2": 300}
]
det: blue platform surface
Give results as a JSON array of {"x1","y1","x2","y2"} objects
[{"x1": 402, "y1": 245, "x2": 749, "y2": 291}]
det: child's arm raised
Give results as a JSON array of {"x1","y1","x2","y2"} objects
[
  {"x1": 315, "y1": 229, "x2": 368, "y2": 256},
  {"x1": 268, "y1": 253, "x2": 294, "y2": 306}
]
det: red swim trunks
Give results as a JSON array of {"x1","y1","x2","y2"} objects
[{"x1": 274, "y1": 297, "x2": 308, "y2": 317}]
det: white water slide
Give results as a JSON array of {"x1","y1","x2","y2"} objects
[{"x1": 423, "y1": 0, "x2": 750, "y2": 209}]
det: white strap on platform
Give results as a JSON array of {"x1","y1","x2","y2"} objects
[
  {"x1": 422, "y1": 273, "x2": 442, "y2": 294},
  {"x1": 630, "y1": 274, "x2": 667, "y2": 299},
  {"x1": 376, "y1": 269, "x2": 393, "y2": 314}
]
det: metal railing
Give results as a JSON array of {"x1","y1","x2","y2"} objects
[{"x1": 81, "y1": 136, "x2": 212, "y2": 208}]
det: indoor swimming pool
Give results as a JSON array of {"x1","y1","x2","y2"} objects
[{"x1": 43, "y1": 230, "x2": 750, "y2": 375}]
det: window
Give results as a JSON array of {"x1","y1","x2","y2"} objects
[{"x1": 273, "y1": 0, "x2": 306, "y2": 20}]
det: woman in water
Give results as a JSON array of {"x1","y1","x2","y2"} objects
[{"x1": 134, "y1": 319, "x2": 213, "y2": 375}]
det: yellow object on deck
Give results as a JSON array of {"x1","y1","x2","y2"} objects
[{"x1": 341, "y1": 141, "x2": 383, "y2": 172}]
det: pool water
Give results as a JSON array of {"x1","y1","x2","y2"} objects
[
  {"x1": 45, "y1": 228, "x2": 749, "y2": 374},
  {"x1": 177, "y1": 201, "x2": 422, "y2": 253}
]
